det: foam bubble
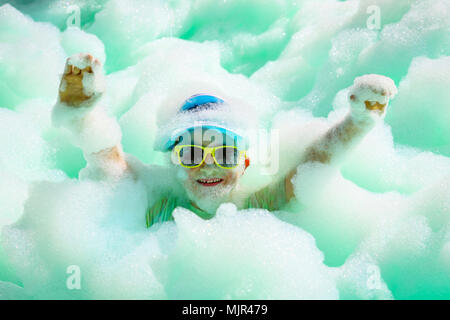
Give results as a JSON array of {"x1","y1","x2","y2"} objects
[{"x1": 1, "y1": 0, "x2": 450, "y2": 300}]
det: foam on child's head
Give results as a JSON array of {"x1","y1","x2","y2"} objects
[{"x1": 154, "y1": 82, "x2": 257, "y2": 152}]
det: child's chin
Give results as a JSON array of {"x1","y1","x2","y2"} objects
[{"x1": 190, "y1": 181, "x2": 233, "y2": 200}]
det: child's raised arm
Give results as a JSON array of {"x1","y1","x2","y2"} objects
[
  {"x1": 52, "y1": 53, "x2": 128, "y2": 179},
  {"x1": 285, "y1": 74, "x2": 398, "y2": 200}
]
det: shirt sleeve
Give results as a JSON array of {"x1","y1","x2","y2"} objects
[{"x1": 245, "y1": 177, "x2": 287, "y2": 211}]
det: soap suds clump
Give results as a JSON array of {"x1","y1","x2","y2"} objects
[{"x1": 0, "y1": 0, "x2": 449, "y2": 299}]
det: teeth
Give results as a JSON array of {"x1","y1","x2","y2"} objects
[{"x1": 198, "y1": 178, "x2": 223, "y2": 184}]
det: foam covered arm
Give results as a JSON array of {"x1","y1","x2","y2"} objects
[
  {"x1": 52, "y1": 53, "x2": 127, "y2": 178},
  {"x1": 303, "y1": 74, "x2": 397, "y2": 165},
  {"x1": 284, "y1": 75, "x2": 397, "y2": 200},
  {"x1": 52, "y1": 102, "x2": 122, "y2": 154},
  {"x1": 302, "y1": 114, "x2": 374, "y2": 165}
]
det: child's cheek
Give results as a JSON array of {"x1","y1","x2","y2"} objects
[
  {"x1": 223, "y1": 169, "x2": 240, "y2": 185},
  {"x1": 176, "y1": 166, "x2": 190, "y2": 182}
]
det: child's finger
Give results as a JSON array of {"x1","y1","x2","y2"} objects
[
  {"x1": 72, "y1": 66, "x2": 81, "y2": 75},
  {"x1": 84, "y1": 66, "x2": 93, "y2": 73},
  {"x1": 64, "y1": 62, "x2": 72, "y2": 75}
]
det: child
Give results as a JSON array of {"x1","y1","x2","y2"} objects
[{"x1": 52, "y1": 53, "x2": 397, "y2": 226}]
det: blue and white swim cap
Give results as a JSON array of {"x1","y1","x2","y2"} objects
[{"x1": 156, "y1": 94, "x2": 249, "y2": 151}]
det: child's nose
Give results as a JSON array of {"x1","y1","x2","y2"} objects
[{"x1": 204, "y1": 152, "x2": 215, "y2": 165}]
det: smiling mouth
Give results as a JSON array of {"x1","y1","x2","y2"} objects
[{"x1": 196, "y1": 178, "x2": 224, "y2": 187}]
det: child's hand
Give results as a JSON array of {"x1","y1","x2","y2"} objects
[
  {"x1": 58, "y1": 53, "x2": 105, "y2": 107},
  {"x1": 53, "y1": 53, "x2": 122, "y2": 156},
  {"x1": 349, "y1": 74, "x2": 397, "y2": 121}
]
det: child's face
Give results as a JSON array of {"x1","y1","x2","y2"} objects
[{"x1": 173, "y1": 131, "x2": 247, "y2": 212}]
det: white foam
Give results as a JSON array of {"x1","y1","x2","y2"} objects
[
  {"x1": 1, "y1": 0, "x2": 450, "y2": 300},
  {"x1": 52, "y1": 103, "x2": 122, "y2": 154}
]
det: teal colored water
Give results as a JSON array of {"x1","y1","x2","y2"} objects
[{"x1": 0, "y1": 0, "x2": 449, "y2": 299}]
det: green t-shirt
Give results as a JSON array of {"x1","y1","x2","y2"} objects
[{"x1": 146, "y1": 178, "x2": 287, "y2": 227}]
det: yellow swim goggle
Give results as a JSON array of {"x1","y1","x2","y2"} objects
[{"x1": 173, "y1": 145, "x2": 247, "y2": 169}]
